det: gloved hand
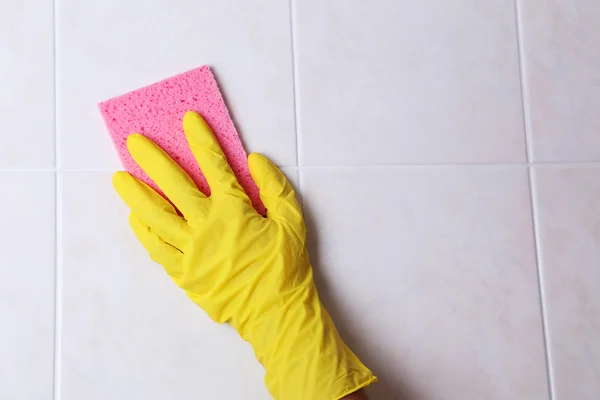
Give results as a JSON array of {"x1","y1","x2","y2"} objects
[{"x1": 112, "y1": 111, "x2": 376, "y2": 400}]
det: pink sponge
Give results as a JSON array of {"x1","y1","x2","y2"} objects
[{"x1": 99, "y1": 65, "x2": 265, "y2": 215}]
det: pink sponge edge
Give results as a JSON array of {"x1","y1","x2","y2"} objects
[{"x1": 98, "y1": 65, "x2": 265, "y2": 215}]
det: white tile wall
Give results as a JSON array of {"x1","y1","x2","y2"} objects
[
  {"x1": 1, "y1": 0, "x2": 600, "y2": 399},
  {"x1": 57, "y1": 0, "x2": 296, "y2": 169},
  {"x1": 60, "y1": 172, "x2": 270, "y2": 400},
  {"x1": 519, "y1": 1, "x2": 600, "y2": 162},
  {"x1": 295, "y1": 0, "x2": 526, "y2": 165},
  {"x1": 60, "y1": 168, "x2": 295, "y2": 400},
  {"x1": 302, "y1": 167, "x2": 548, "y2": 399},
  {"x1": 0, "y1": 173, "x2": 55, "y2": 399},
  {"x1": 0, "y1": 0, "x2": 54, "y2": 168},
  {"x1": 533, "y1": 166, "x2": 600, "y2": 399}
]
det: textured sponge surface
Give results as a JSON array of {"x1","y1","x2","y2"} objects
[{"x1": 99, "y1": 66, "x2": 265, "y2": 215}]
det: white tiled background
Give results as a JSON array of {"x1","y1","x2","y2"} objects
[{"x1": 1, "y1": 0, "x2": 599, "y2": 399}]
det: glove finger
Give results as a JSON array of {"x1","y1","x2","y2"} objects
[
  {"x1": 126, "y1": 133, "x2": 207, "y2": 219},
  {"x1": 113, "y1": 171, "x2": 190, "y2": 249},
  {"x1": 183, "y1": 111, "x2": 250, "y2": 203},
  {"x1": 248, "y1": 153, "x2": 304, "y2": 234},
  {"x1": 128, "y1": 213, "x2": 183, "y2": 271}
]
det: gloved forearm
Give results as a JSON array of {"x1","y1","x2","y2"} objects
[{"x1": 243, "y1": 282, "x2": 374, "y2": 399}]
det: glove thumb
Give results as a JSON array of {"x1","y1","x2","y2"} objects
[{"x1": 248, "y1": 153, "x2": 305, "y2": 235}]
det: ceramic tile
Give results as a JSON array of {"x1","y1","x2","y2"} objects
[
  {"x1": 533, "y1": 166, "x2": 600, "y2": 399},
  {"x1": 0, "y1": 172, "x2": 55, "y2": 399},
  {"x1": 0, "y1": 0, "x2": 54, "y2": 168},
  {"x1": 520, "y1": 1, "x2": 600, "y2": 162},
  {"x1": 60, "y1": 172, "x2": 270, "y2": 400},
  {"x1": 57, "y1": 0, "x2": 296, "y2": 169},
  {"x1": 301, "y1": 167, "x2": 549, "y2": 399},
  {"x1": 294, "y1": 0, "x2": 526, "y2": 166}
]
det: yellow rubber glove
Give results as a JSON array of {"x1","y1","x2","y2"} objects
[{"x1": 112, "y1": 111, "x2": 376, "y2": 400}]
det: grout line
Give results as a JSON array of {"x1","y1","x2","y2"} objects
[
  {"x1": 0, "y1": 168, "x2": 60, "y2": 172},
  {"x1": 514, "y1": 0, "x2": 555, "y2": 398},
  {"x1": 527, "y1": 167, "x2": 555, "y2": 398},
  {"x1": 299, "y1": 163, "x2": 527, "y2": 168},
  {"x1": 514, "y1": 0, "x2": 535, "y2": 162},
  {"x1": 526, "y1": 161, "x2": 600, "y2": 166},
  {"x1": 1, "y1": 160, "x2": 600, "y2": 174},
  {"x1": 52, "y1": 0, "x2": 62, "y2": 397},
  {"x1": 53, "y1": 173, "x2": 63, "y2": 400},
  {"x1": 290, "y1": 161, "x2": 600, "y2": 168},
  {"x1": 288, "y1": 0, "x2": 302, "y2": 171},
  {"x1": 296, "y1": 165, "x2": 304, "y2": 206}
]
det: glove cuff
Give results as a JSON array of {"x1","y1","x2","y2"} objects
[{"x1": 245, "y1": 282, "x2": 377, "y2": 400}]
